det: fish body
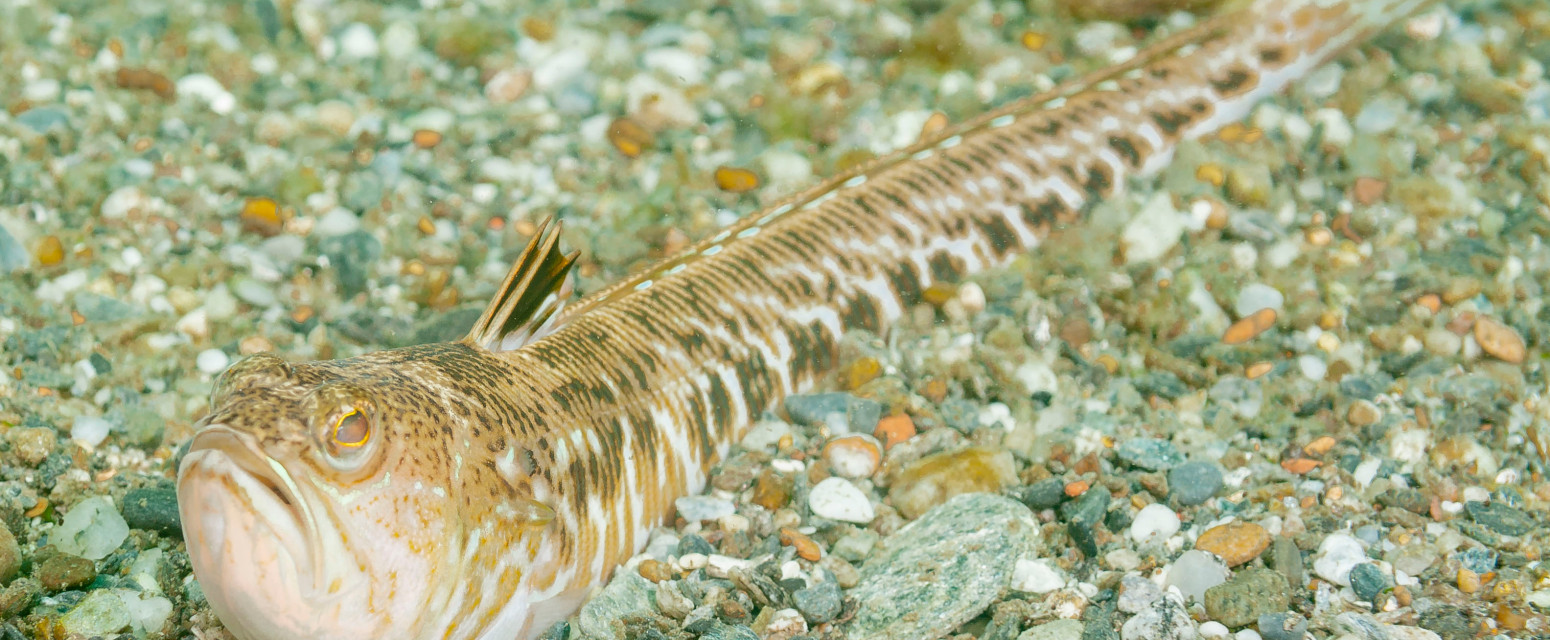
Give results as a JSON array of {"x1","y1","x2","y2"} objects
[{"x1": 177, "y1": 1, "x2": 1436, "y2": 638}]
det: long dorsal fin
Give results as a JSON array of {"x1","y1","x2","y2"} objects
[{"x1": 464, "y1": 217, "x2": 579, "y2": 352}]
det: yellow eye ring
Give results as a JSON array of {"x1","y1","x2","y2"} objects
[{"x1": 331, "y1": 407, "x2": 371, "y2": 449}]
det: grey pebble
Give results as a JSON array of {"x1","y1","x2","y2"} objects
[
  {"x1": 1114, "y1": 438, "x2": 1184, "y2": 472},
  {"x1": 575, "y1": 570, "x2": 656, "y2": 640},
  {"x1": 1167, "y1": 461, "x2": 1223, "y2": 506},
  {"x1": 676, "y1": 533, "x2": 714, "y2": 557},
  {"x1": 1257, "y1": 613, "x2": 1308, "y2": 640},
  {"x1": 1453, "y1": 548, "x2": 1497, "y2": 574},
  {"x1": 1017, "y1": 478, "x2": 1069, "y2": 510},
  {"x1": 793, "y1": 578, "x2": 842, "y2": 624},
  {"x1": 1465, "y1": 500, "x2": 1536, "y2": 536},
  {"x1": 782, "y1": 392, "x2": 882, "y2": 434}
]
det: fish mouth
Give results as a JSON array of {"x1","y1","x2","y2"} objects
[{"x1": 178, "y1": 425, "x2": 327, "y2": 621}]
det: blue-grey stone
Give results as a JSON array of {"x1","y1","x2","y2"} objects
[
  {"x1": 1167, "y1": 461, "x2": 1223, "y2": 506},
  {"x1": 0, "y1": 225, "x2": 28, "y2": 272},
  {"x1": 16, "y1": 107, "x2": 71, "y2": 133},
  {"x1": 1115, "y1": 438, "x2": 1184, "y2": 471},
  {"x1": 793, "y1": 578, "x2": 842, "y2": 624},
  {"x1": 783, "y1": 392, "x2": 882, "y2": 434},
  {"x1": 1348, "y1": 563, "x2": 1392, "y2": 602},
  {"x1": 576, "y1": 570, "x2": 656, "y2": 640},
  {"x1": 845, "y1": 494, "x2": 1039, "y2": 640},
  {"x1": 1257, "y1": 613, "x2": 1307, "y2": 640},
  {"x1": 1465, "y1": 500, "x2": 1535, "y2": 536},
  {"x1": 1453, "y1": 548, "x2": 1497, "y2": 574}
]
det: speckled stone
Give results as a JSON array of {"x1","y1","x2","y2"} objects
[
  {"x1": 1257, "y1": 613, "x2": 1307, "y2": 640},
  {"x1": 1465, "y1": 501, "x2": 1535, "y2": 536},
  {"x1": 1348, "y1": 563, "x2": 1393, "y2": 602},
  {"x1": 1203, "y1": 568, "x2": 1289, "y2": 628},
  {"x1": 1114, "y1": 438, "x2": 1184, "y2": 471},
  {"x1": 845, "y1": 494, "x2": 1040, "y2": 640},
  {"x1": 576, "y1": 570, "x2": 657, "y2": 640},
  {"x1": 38, "y1": 553, "x2": 97, "y2": 592}
]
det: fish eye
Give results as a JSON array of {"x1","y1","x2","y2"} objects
[{"x1": 331, "y1": 407, "x2": 370, "y2": 449}]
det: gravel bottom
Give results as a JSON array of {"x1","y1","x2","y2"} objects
[{"x1": 1, "y1": 0, "x2": 1548, "y2": 639}]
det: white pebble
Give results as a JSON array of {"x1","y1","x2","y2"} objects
[
  {"x1": 674, "y1": 495, "x2": 735, "y2": 521},
  {"x1": 24, "y1": 78, "x2": 61, "y2": 102},
  {"x1": 100, "y1": 186, "x2": 148, "y2": 219},
  {"x1": 1122, "y1": 193, "x2": 1185, "y2": 264},
  {"x1": 71, "y1": 416, "x2": 113, "y2": 449},
  {"x1": 1235, "y1": 630, "x2": 1263, "y2": 640},
  {"x1": 705, "y1": 554, "x2": 749, "y2": 579},
  {"x1": 677, "y1": 553, "x2": 707, "y2": 570},
  {"x1": 380, "y1": 21, "x2": 420, "y2": 59},
  {"x1": 196, "y1": 349, "x2": 231, "y2": 375},
  {"x1": 337, "y1": 23, "x2": 379, "y2": 59},
  {"x1": 1129, "y1": 503, "x2": 1181, "y2": 543},
  {"x1": 809, "y1": 477, "x2": 875, "y2": 524},
  {"x1": 1298, "y1": 355, "x2": 1328, "y2": 381},
  {"x1": 1165, "y1": 549, "x2": 1230, "y2": 602},
  {"x1": 1313, "y1": 533, "x2": 1367, "y2": 586},
  {"x1": 1234, "y1": 284, "x2": 1285, "y2": 318},
  {"x1": 1200, "y1": 621, "x2": 1231, "y2": 639},
  {"x1": 53, "y1": 496, "x2": 130, "y2": 560},
  {"x1": 176, "y1": 74, "x2": 237, "y2": 114},
  {"x1": 1011, "y1": 558, "x2": 1066, "y2": 594}
]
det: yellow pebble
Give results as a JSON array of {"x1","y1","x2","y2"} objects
[
  {"x1": 713, "y1": 166, "x2": 760, "y2": 193},
  {"x1": 1195, "y1": 163, "x2": 1225, "y2": 187},
  {"x1": 33, "y1": 235, "x2": 64, "y2": 267}
]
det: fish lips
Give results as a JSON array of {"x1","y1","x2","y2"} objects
[{"x1": 178, "y1": 426, "x2": 326, "y2": 639}]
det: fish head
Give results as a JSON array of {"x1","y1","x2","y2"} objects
[{"x1": 177, "y1": 351, "x2": 458, "y2": 640}]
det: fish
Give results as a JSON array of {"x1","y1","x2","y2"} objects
[{"x1": 176, "y1": 1, "x2": 1438, "y2": 638}]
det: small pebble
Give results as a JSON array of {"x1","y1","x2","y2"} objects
[
  {"x1": 808, "y1": 477, "x2": 874, "y2": 524},
  {"x1": 1195, "y1": 521, "x2": 1272, "y2": 567},
  {"x1": 1204, "y1": 568, "x2": 1290, "y2": 628},
  {"x1": 1129, "y1": 503, "x2": 1180, "y2": 543},
  {"x1": 1348, "y1": 563, "x2": 1393, "y2": 602},
  {"x1": 1166, "y1": 549, "x2": 1229, "y2": 602},
  {"x1": 38, "y1": 553, "x2": 97, "y2": 591},
  {"x1": 1168, "y1": 461, "x2": 1224, "y2": 506},
  {"x1": 1011, "y1": 558, "x2": 1066, "y2": 594},
  {"x1": 119, "y1": 487, "x2": 182, "y2": 535},
  {"x1": 675, "y1": 495, "x2": 735, "y2": 521},
  {"x1": 1472, "y1": 317, "x2": 1525, "y2": 363},
  {"x1": 1313, "y1": 533, "x2": 1367, "y2": 586},
  {"x1": 1257, "y1": 613, "x2": 1307, "y2": 640}
]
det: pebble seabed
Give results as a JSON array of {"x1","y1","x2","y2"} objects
[{"x1": 1, "y1": 0, "x2": 1548, "y2": 638}]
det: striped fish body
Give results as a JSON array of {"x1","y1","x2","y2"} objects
[{"x1": 176, "y1": 1, "x2": 1436, "y2": 639}]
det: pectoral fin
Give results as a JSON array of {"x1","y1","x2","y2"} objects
[{"x1": 465, "y1": 217, "x2": 580, "y2": 351}]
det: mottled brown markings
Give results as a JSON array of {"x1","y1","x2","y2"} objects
[
  {"x1": 1108, "y1": 135, "x2": 1144, "y2": 168},
  {"x1": 1210, "y1": 66, "x2": 1257, "y2": 96}
]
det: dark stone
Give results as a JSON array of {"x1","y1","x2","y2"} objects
[
  {"x1": 1016, "y1": 478, "x2": 1068, "y2": 510},
  {"x1": 1347, "y1": 563, "x2": 1392, "y2": 602},
  {"x1": 1417, "y1": 606, "x2": 1473, "y2": 640},
  {"x1": 119, "y1": 488, "x2": 181, "y2": 535},
  {"x1": 782, "y1": 393, "x2": 882, "y2": 434}
]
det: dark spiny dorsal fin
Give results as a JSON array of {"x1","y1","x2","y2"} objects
[{"x1": 464, "y1": 217, "x2": 579, "y2": 352}]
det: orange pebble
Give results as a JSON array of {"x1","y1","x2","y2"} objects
[
  {"x1": 1064, "y1": 480, "x2": 1089, "y2": 498},
  {"x1": 779, "y1": 527, "x2": 823, "y2": 561},
  {"x1": 607, "y1": 117, "x2": 653, "y2": 158},
  {"x1": 873, "y1": 414, "x2": 916, "y2": 449},
  {"x1": 1223, "y1": 307, "x2": 1277, "y2": 345},
  {"x1": 412, "y1": 129, "x2": 443, "y2": 148},
  {"x1": 1280, "y1": 458, "x2": 1322, "y2": 475},
  {"x1": 714, "y1": 166, "x2": 760, "y2": 192},
  {"x1": 1303, "y1": 436, "x2": 1337, "y2": 456}
]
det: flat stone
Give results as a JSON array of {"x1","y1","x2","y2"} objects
[
  {"x1": 1114, "y1": 438, "x2": 1184, "y2": 471},
  {"x1": 846, "y1": 494, "x2": 1040, "y2": 640},
  {"x1": 1204, "y1": 568, "x2": 1290, "y2": 628},
  {"x1": 1019, "y1": 619, "x2": 1085, "y2": 640},
  {"x1": 1194, "y1": 521, "x2": 1271, "y2": 567},
  {"x1": 576, "y1": 570, "x2": 657, "y2": 640},
  {"x1": 1465, "y1": 501, "x2": 1535, "y2": 536},
  {"x1": 793, "y1": 578, "x2": 842, "y2": 624},
  {"x1": 1257, "y1": 613, "x2": 1308, "y2": 640}
]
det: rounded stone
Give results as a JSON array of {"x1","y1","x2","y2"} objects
[
  {"x1": 1194, "y1": 521, "x2": 1272, "y2": 567},
  {"x1": 1348, "y1": 563, "x2": 1393, "y2": 602},
  {"x1": 1168, "y1": 461, "x2": 1224, "y2": 506}
]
